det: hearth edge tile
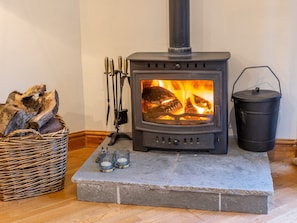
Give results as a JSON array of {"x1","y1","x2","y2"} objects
[
  {"x1": 72, "y1": 136, "x2": 274, "y2": 214},
  {"x1": 73, "y1": 179, "x2": 273, "y2": 196},
  {"x1": 75, "y1": 181, "x2": 270, "y2": 213},
  {"x1": 119, "y1": 184, "x2": 220, "y2": 211},
  {"x1": 221, "y1": 193, "x2": 269, "y2": 214}
]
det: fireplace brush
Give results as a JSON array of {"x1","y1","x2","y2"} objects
[{"x1": 104, "y1": 56, "x2": 132, "y2": 146}]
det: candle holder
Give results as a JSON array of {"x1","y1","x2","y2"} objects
[
  {"x1": 97, "y1": 147, "x2": 115, "y2": 173},
  {"x1": 114, "y1": 149, "x2": 130, "y2": 169}
]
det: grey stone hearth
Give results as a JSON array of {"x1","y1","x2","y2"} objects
[{"x1": 71, "y1": 136, "x2": 274, "y2": 214}]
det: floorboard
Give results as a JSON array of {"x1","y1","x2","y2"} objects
[{"x1": 1, "y1": 145, "x2": 297, "y2": 223}]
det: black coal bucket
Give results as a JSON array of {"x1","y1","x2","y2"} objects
[{"x1": 231, "y1": 66, "x2": 281, "y2": 152}]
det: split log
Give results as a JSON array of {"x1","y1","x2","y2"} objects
[
  {"x1": 6, "y1": 91, "x2": 24, "y2": 108},
  {"x1": 6, "y1": 91, "x2": 41, "y2": 113},
  {"x1": 21, "y1": 84, "x2": 46, "y2": 112},
  {"x1": 145, "y1": 98, "x2": 182, "y2": 118},
  {"x1": 142, "y1": 86, "x2": 176, "y2": 105},
  {"x1": 39, "y1": 117, "x2": 63, "y2": 134},
  {"x1": 184, "y1": 98, "x2": 197, "y2": 114},
  {"x1": 193, "y1": 94, "x2": 212, "y2": 109},
  {"x1": 21, "y1": 84, "x2": 46, "y2": 99},
  {"x1": 6, "y1": 84, "x2": 46, "y2": 113},
  {"x1": 1, "y1": 84, "x2": 60, "y2": 136},
  {"x1": 0, "y1": 104, "x2": 35, "y2": 137},
  {"x1": 27, "y1": 90, "x2": 59, "y2": 130}
]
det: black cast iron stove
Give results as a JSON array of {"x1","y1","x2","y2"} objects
[{"x1": 128, "y1": 0, "x2": 230, "y2": 154}]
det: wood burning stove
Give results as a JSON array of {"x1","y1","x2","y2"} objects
[
  {"x1": 127, "y1": 0, "x2": 230, "y2": 153},
  {"x1": 128, "y1": 52, "x2": 230, "y2": 153}
]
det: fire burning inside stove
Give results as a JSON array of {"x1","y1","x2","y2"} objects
[{"x1": 141, "y1": 79, "x2": 214, "y2": 124}]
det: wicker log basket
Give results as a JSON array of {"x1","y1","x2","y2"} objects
[{"x1": 0, "y1": 115, "x2": 68, "y2": 201}]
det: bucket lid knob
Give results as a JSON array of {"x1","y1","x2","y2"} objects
[{"x1": 252, "y1": 87, "x2": 260, "y2": 94}]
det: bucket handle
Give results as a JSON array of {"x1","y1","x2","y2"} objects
[{"x1": 231, "y1": 65, "x2": 282, "y2": 101}]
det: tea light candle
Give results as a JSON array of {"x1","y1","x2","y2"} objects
[
  {"x1": 100, "y1": 161, "x2": 113, "y2": 168},
  {"x1": 117, "y1": 157, "x2": 128, "y2": 165}
]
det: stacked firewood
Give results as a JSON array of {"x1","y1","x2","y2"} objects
[{"x1": 0, "y1": 84, "x2": 62, "y2": 137}]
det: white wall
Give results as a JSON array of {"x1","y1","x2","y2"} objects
[
  {"x1": 0, "y1": 0, "x2": 85, "y2": 132},
  {"x1": 195, "y1": 0, "x2": 297, "y2": 139},
  {"x1": 80, "y1": 0, "x2": 297, "y2": 139},
  {"x1": 80, "y1": 0, "x2": 168, "y2": 133},
  {"x1": 1, "y1": 0, "x2": 296, "y2": 139}
]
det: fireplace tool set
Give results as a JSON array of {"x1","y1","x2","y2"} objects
[{"x1": 104, "y1": 56, "x2": 132, "y2": 146}]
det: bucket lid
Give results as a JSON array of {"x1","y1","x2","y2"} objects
[{"x1": 232, "y1": 88, "x2": 281, "y2": 102}]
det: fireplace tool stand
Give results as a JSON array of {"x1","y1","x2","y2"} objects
[{"x1": 104, "y1": 56, "x2": 132, "y2": 146}]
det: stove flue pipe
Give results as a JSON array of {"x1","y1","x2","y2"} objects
[{"x1": 168, "y1": 0, "x2": 192, "y2": 55}]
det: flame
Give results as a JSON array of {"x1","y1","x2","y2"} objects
[{"x1": 141, "y1": 79, "x2": 214, "y2": 122}]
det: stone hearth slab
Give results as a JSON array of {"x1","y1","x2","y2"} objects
[{"x1": 71, "y1": 136, "x2": 274, "y2": 214}]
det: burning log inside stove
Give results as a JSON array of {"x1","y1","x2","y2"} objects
[
  {"x1": 142, "y1": 86, "x2": 177, "y2": 105},
  {"x1": 142, "y1": 86, "x2": 182, "y2": 118},
  {"x1": 145, "y1": 98, "x2": 182, "y2": 118},
  {"x1": 185, "y1": 97, "x2": 196, "y2": 113},
  {"x1": 193, "y1": 94, "x2": 212, "y2": 110}
]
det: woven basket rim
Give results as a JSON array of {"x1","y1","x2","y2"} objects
[{"x1": 0, "y1": 114, "x2": 68, "y2": 142}]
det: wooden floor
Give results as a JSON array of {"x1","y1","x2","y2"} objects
[{"x1": 1, "y1": 145, "x2": 297, "y2": 223}]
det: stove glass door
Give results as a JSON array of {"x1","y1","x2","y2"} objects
[{"x1": 141, "y1": 79, "x2": 214, "y2": 125}]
